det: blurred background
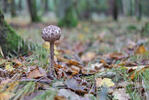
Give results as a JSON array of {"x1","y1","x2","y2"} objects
[{"x1": 1, "y1": 0, "x2": 149, "y2": 25}]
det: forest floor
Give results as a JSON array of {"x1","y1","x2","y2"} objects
[{"x1": 1, "y1": 16, "x2": 149, "y2": 100}]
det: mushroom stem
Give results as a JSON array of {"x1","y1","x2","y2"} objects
[{"x1": 49, "y1": 41, "x2": 56, "y2": 77}]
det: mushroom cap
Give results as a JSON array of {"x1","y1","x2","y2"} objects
[{"x1": 42, "y1": 25, "x2": 61, "y2": 42}]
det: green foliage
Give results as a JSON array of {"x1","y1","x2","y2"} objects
[
  {"x1": 127, "y1": 25, "x2": 137, "y2": 31},
  {"x1": 56, "y1": 0, "x2": 78, "y2": 27},
  {"x1": 0, "y1": 21, "x2": 30, "y2": 56},
  {"x1": 12, "y1": 82, "x2": 36, "y2": 100},
  {"x1": 58, "y1": 6, "x2": 78, "y2": 27},
  {"x1": 142, "y1": 22, "x2": 149, "y2": 36},
  {"x1": 126, "y1": 84, "x2": 141, "y2": 100},
  {"x1": 26, "y1": 45, "x2": 49, "y2": 69},
  {"x1": 0, "y1": 9, "x2": 34, "y2": 56},
  {"x1": 32, "y1": 89, "x2": 57, "y2": 100},
  {"x1": 142, "y1": 69, "x2": 149, "y2": 92}
]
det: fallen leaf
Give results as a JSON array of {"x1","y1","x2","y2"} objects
[
  {"x1": 81, "y1": 52, "x2": 96, "y2": 62},
  {"x1": 12, "y1": 59, "x2": 22, "y2": 68},
  {"x1": 91, "y1": 63, "x2": 103, "y2": 70},
  {"x1": 65, "y1": 78, "x2": 94, "y2": 94},
  {"x1": 109, "y1": 52, "x2": 125, "y2": 60},
  {"x1": 0, "y1": 81, "x2": 18, "y2": 100},
  {"x1": 96, "y1": 78, "x2": 115, "y2": 87},
  {"x1": 5, "y1": 64, "x2": 14, "y2": 72},
  {"x1": 66, "y1": 60, "x2": 80, "y2": 67},
  {"x1": 81, "y1": 63, "x2": 103, "y2": 75},
  {"x1": 135, "y1": 45, "x2": 146, "y2": 54},
  {"x1": 0, "y1": 78, "x2": 11, "y2": 85},
  {"x1": 42, "y1": 41, "x2": 50, "y2": 50},
  {"x1": 0, "y1": 92, "x2": 14, "y2": 100},
  {"x1": 27, "y1": 67, "x2": 46, "y2": 79},
  {"x1": 57, "y1": 89, "x2": 80, "y2": 100},
  {"x1": 54, "y1": 95, "x2": 66, "y2": 100},
  {"x1": 130, "y1": 65, "x2": 148, "y2": 80},
  {"x1": 70, "y1": 65, "x2": 80, "y2": 75},
  {"x1": 0, "y1": 58, "x2": 7, "y2": 65},
  {"x1": 42, "y1": 42, "x2": 59, "y2": 56},
  {"x1": 81, "y1": 68, "x2": 97, "y2": 75}
]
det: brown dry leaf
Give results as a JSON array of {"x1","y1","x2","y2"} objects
[
  {"x1": 0, "y1": 78, "x2": 11, "y2": 85},
  {"x1": 124, "y1": 65, "x2": 147, "y2": 80},
  {"x1": 73, "y1": 42, "x2": 86, "y2": 54},
  {"x1": 66, "y1": 60, "x2": 80, "y2": 66},
  {"x1": 0, "y1": 81, "x2": 18, "y2": 100},
  {"x1": 135, "y1": 45, "x2": 146, "y2": 54},
  {"x1": 82, "y1": 63, "x2": 103, "y2": 75},
  {"x1": 109, "y1": 52, "x2": 124, "y2": 60},
  {"x1": 27, "y1": 67, "x2": 46, "y2": 79},
  {"x1": 100, "y1": 59, "x2": 107, "y2": 65},
  {"x1": 55, "y1": 64, "x2": 81, "y2": 78},
  {"x1": 130, "y1": 66, "x2": 148, "y2": 80},
  {"x1": 56, "y1": 56, "x2": 67, "y2": 62},
  {"x1": 81, "y1": 52, "x2": 96, "y2": 62},
  {"x1": 57, "y1": 89, "x2": 81, "y2": 100},
  {"x1": 70, "y1": 65, "x2": 80, "y2": 75},
  {"x1": 82, "y1": 68, "x2": 97, "y2": 75},
  {"x1": 65, "y1": 78, "x2": 87, "y2": 94},
  {"x1": 65, "y1": 78, "x2": 94, "y2": 94},
  {"x1": 54, "y1": 95, "x2": 66, "y2": 100},
  {"x1": 0, "y1": 92, "x2": 14, "y2": 100},
  {"x1": 12, "y1": 59, "x2": 22, "y2": 68}
]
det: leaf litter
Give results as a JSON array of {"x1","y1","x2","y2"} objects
[{"x1": 1, "y1": 20, "x2": 149, "y2": 100}]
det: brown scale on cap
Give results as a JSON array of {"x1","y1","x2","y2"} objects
[
  {"x1": 42, "y1": 25, "x2": 61, "y2": 79},
  {"x1": 42, "y1": 25, "x2": 61, "y2": 42}
]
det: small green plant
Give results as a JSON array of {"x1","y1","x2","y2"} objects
[{"x1": 12, "y1": 82, "x2": 36, "y2": 100}]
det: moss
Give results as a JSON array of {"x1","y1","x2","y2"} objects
[{"x1": 0, "y1": 10, "x2": 30, "y2": 56}]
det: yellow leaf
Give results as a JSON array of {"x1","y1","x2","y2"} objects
[
  {"x1": 42, "y1": 42, "x2": 59, "y2": 56},
  {"x1": 54, "y1": 46, "x2": 59, "y2": 56},
  {"x1": 5, "y1": 64, "x2": 14, "y2": 72},
  {"x1": 0, "y1": 81, "x2": 18, "y2": 100},
  {"x1": 96, "y1": 78, "x2": 115, "y2": 87},
  {"x1": 135, "y1": 45, "x2": 146, "y2": 54},
  {"x1": 0, "y1": 92, "x2": 14, "y2": 100},
  {"x1": 42, "y1": 42, "x2": 50, "y2": 50},
  {"x1": 27, "y1": 67, "x2": 45, "y2": 79}
]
